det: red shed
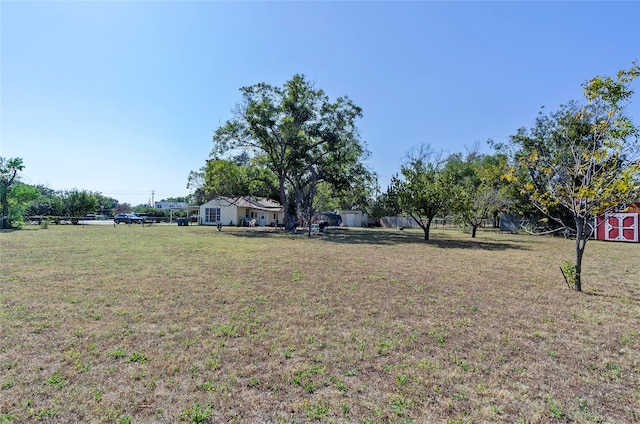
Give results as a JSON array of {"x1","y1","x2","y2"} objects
[{"x1": 594, "y1": 202, "x2": 640, "y2": 243}]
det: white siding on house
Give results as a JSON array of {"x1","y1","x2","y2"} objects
[
  {"x1": 200, "y1": 199, "x2": 238, "y2": 226},
  {"x1": 199, "y1": 197, "x2": 284, "y2": 227},
  {"x1": 220, "y1": 203, "x2": 237, "y2": 225}
]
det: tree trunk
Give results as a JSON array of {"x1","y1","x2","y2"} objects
[
  {"x1": 574, "y1": 218, "x2": 587, "y2": 292},
  {"x1": 1, "y1": 168, "x2": 18, "y2": 230},
  {"x1": 471, "y1": 225, "x2": 478, "y2": 238},
  {"x1": 279, "y1": 177, "x2": 290, "y2": 230},
  {"x1": 423, "y1": 219, "x2": 431, "y2": 240},
  {"x1": 1, "y1": 190, "x2": 9, "y2": 229}
]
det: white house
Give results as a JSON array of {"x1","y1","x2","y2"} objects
[{"x1": 199, "y1": 196, "x2": 284, "y2": 227}]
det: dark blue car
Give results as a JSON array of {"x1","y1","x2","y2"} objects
[{"x1": 113, "y1": 213, "x2": 144, "y2": 224}]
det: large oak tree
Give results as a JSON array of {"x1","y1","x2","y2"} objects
[{"x1": 210, "y1": 75, "x2": 369, "y2": 229}]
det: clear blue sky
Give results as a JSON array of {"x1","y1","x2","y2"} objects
[{"x1": 2, "y1": 1, "x2": 639, "y2": 206}]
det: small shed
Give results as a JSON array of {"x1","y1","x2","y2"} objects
[
  {"x1": 594, "y1": 202, "x2": 640, "y2": 243},
  {"x1": 499, "y1": 212, "x2": 539, "y2": 233},
  {"x1": 338, "y1": 210, "x2": 366, "y2": 227}
]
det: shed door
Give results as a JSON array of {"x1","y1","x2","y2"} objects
[
  {"x1": 346, "y1": 213, "x2": 355, "y2": 227},
  {"x1": 604, "y1": 213, "x2": 638, "y2": 242}
]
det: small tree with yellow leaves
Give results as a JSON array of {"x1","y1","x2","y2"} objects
[{"x1": 508, "y1": 64, "x2": 640, "y2": 291}]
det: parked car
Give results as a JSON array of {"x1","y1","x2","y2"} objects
[
  {"x1": 315, "y1": 211, "x2": 342, "y2": 227},
  {"x1": 113, "y1": 213, "x2": 144, "y2": 224}
]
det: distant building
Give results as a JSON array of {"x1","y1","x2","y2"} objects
[{"x1": 155, "y1": 201, "x2": 187, "y2": 209}]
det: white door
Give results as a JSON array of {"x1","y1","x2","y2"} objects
[
  {"x1": 259, "y1": 214, "x2": 266, "y2": 227},
  {"x1": 604, "y1": 213, "x2": 638, "y2": 242},
  {"x1": 346, "y1": 213, "x2": 355, "y2": 227}
]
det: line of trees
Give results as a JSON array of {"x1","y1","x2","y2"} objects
[
  {"x1": 384, "y1": 64, "x2": 639, "y2": 291},
  {"x1": 0, "y1": 173, "x2": 193, "y2": 227},
  {"x1": 386, "y1": 145, "x2": 511, "y2": 241},
  {"x1": 15, "y1": 186, "x2": 118, "y2": 224}
]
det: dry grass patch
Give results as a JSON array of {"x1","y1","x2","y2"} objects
[{"x1": 1, "y1": 225, "x2": 639, "y2": 423}]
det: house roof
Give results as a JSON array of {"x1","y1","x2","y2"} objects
[{"x1": 206, "y1": 196, "x2": 283, "y2": 212}]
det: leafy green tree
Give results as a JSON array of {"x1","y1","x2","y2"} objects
[
  {"x1": 507, "y1": 64, "x2": 640, "y2": 291},
  {"x1": 32, "y1": 184, "x2": 58, "y2": 198},
  {"x1": 310, "y1": 182, "x2": 340, "y2": 212},
  {"x1": 1, "y1": 157, "x2": 26, "y2": 229},
  {"x1": 26, "y1": 195, "x2": 66, "y2": 217},
  {"x1": 62, "y1": 190, "x2": 99, "y2": 221},
  {"x1": 447, "y1": 153, "x2": 508, "y2": 237},
  {"x1": 187, "y1": 168, "x2": 207, "y2": 205},
  {"x1": 331, "y1": 167, "x2": 377, "y2": 212},
  {"x1": 393, "y1": 145, "x2": 455, "y2": 240},
  {"x1": 210, "y1": 74, "x2": 368, "y2": 229},
  {"x1": 372, "y1": 183, "x2": 403, "y2": 220},
  {"x1": 161, "y1": 196, "x2": 187, "y2": 203},
  {"x1": 309, "y1": 171, "x2": 376, "y2": 214},
  {"x1": 6, "y1": 183, "x2": 40, "y2": 227},
  {"x1": 25, "y1": 185, "x2": 65, "y2": 217},
  {"x1": 92, "y1": 193, "x2": 118, "y2": 216},
  {"x1": 488, "y1": 141, "x2": 539, "y2": 222},
  {"x1": 290, "y1": 131, "x2": 371, "y2": 231},
  {"x1": 203, "y1": 159, "x2": 251, "y2": 198},
  {"x1": 193, "y1": 152, "x2": 267, "y2": 202},
  {"x1": 113, "y1": 203, "x2": 132, "y2": 214},
  {"x1": 188, "y1": 155, "x2": 255, "y2": 205}
]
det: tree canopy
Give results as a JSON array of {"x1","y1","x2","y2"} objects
[
  {"x1": 446, "y1": 152, "x2": 508, "y2": 238},
  {"x1": 392, "y1": 145, "x2": 455, "y2": 240},
  {"x1": 209, "y1": 74, "x2": 370, "y2": 229}
]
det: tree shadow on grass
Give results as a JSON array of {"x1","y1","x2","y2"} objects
[
  {"x1": 224, "y1": 227, "x2": 529, "y2": 251},
  {"x1": 581, "y1": 290, "x2": 640, "y2": 303},
  {"x1": 0, "y1": 228, "x2": 22, "y2": 233},
  {"x1": 325, "y1": 229, "x2": 529, "y2": 251}
]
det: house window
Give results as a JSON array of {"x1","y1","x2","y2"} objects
[{"x1": 205, "y1": 208, "x2": 221, "y2": 223}]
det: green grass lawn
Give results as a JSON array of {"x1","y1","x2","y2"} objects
[{"x1": 1, "y1": 224, "x2": 638, "y2": 423}]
